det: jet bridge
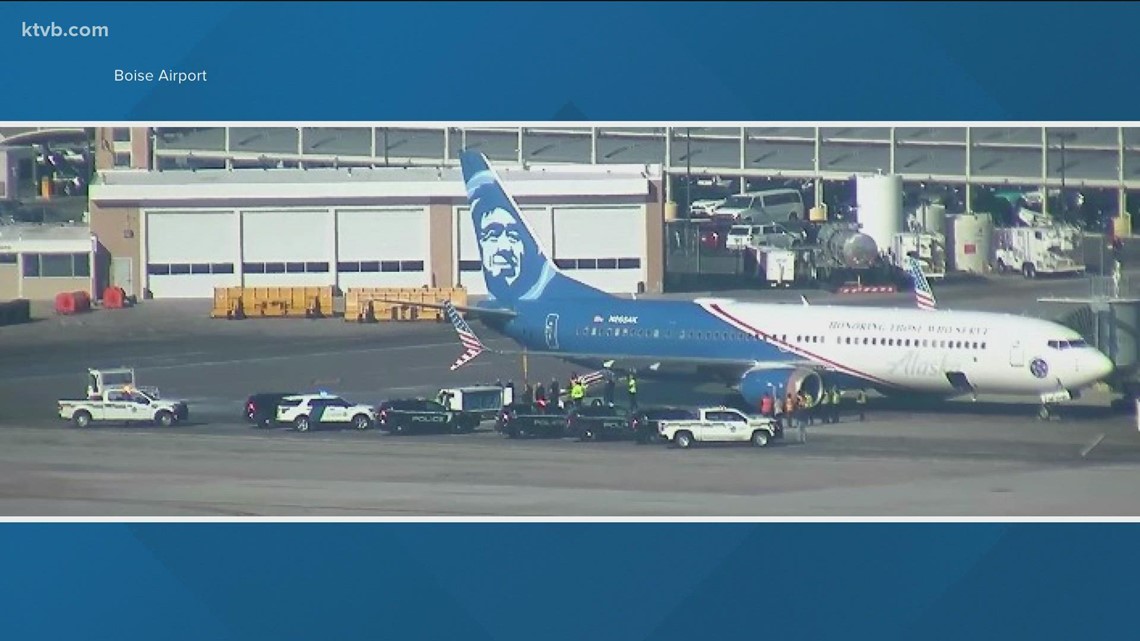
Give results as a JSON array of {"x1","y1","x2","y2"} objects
[{"x1": 1041, "y1": 275, "x2": 1140, "y2": 400}]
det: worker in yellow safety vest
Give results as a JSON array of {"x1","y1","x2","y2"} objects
[
  {"x1": 570, "y1": 379, "x2": 585, "y2": 407},
  {"x1": 627, "y1": 373, "x2": 638, "y2": 410}
]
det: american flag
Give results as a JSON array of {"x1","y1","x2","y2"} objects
[
  {"x1": 444, "y1": 301, "x2": 486, "y2": 370},
  {"x1": 905, "y1": 257, "x2": 938, "y2": 311}
]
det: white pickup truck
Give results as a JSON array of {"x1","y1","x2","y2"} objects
[
  {"x1": 59, "y1": 387, "x2": 186, "y2": 428},
  {"x1": 657, "y1": 406, "x2": 778, "y2": 449}
]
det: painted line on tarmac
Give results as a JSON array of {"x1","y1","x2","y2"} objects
[{"x1": 2, "y1": 340, "x2": 490, "y2": 382}]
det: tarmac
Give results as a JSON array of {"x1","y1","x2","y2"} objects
[{"x1": 2, "y1": 274, "x2": 1140, "y2": 517}]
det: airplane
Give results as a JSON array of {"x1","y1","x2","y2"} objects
[{"x1": 403, "y1": 151, "x2": 1116, "y2": 419}]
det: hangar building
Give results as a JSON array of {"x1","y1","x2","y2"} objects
[{"x1": 87, "y1": 161, "x2": 665, "y2": 299}]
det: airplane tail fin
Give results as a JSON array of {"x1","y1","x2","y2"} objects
[
  {"x1": 459, "y1": 151, "x2": 613, "y2": 306},
  {"x1": 444, "y1": 301, "x2": 488, "y2": 370},
  {"x1": 905, "y1": 256, "x2": 938, "y2": 311}
]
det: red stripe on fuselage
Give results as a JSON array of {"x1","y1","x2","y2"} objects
[{"x1": 705, "y1": 302, "x2": 900, "y2": 389}]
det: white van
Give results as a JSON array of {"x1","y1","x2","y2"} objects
[
  {"x1": 725, "y1": 223, "x2": 801, "y2": 251},
  {"x1": 712, "y1": 189, "x2": 805, "y2": 223}
]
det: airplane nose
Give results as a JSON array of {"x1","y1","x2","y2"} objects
[{"x1": 1087, "y1": 351, "x2": 1114, "y2": 381}]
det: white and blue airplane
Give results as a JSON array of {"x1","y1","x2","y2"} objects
[{"x1": 417, "y1": 151, "x2": 1114, "y2": 417}]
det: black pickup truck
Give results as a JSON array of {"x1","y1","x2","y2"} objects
[
  {"x1": 496, "y1": 402, "x2": 567, "y2": 439},
  {"x1": 377, "y1": 399, "x2": 481, "y2": 435},
  {"x1": 629, "y1": 406, "x2": 698, "y2": 444},
  {"x1": 566, "y1": 404, "x2": 633, "y2": 441}
]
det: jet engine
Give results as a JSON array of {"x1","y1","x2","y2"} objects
[{"x1": 739, "y1": 367, "x2": 824, "y2": 409}]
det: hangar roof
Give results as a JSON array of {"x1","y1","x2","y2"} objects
[{"x1": 89, "y1": 164, "x2": 659, "y2": 205}]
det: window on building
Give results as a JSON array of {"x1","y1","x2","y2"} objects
[
  {"x1": 113, "y1": 152, "x2": 131, "y2": 168},
  {"x1": 0, "y1": 253, "x2": 16, "y2": 264},
  {"x1": 22, "y1": 253, "x2": 89, "y2": 278},
  {"x1": 112, "y1": 128, "x2": 132, "y2": 142}
]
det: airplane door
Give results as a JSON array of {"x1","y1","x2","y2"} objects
[
  {"x1": 544, "y1": 314, "x2": 560, "y2": 351},
  {"x1": 1009, "y1": 340, "x2": 1024, "y2": 368}
]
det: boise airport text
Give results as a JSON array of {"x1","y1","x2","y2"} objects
[{"x1": 114, "y1": 70, "x2": 208, "y2": 84}]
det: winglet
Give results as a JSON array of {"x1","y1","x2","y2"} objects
[
  {"x1": 444, "y1": 301, "x2": 487, "y2": 370},
  {"x1": 905, "y1": 256, "x2": 938, "y2": 311}
]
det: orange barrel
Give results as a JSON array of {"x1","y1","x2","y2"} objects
[
  {"x1": 54, "y1": 292, "x2": 75, "y2": 315},
  {"x1": 72, "y1": 291, "x2": 92, "y2": 313},
  {"x1": 103, "y1": 286, "x2": 124, "y2": 309}
]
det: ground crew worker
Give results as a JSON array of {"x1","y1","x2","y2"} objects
[
  {"x1": 856, "y1": 389, "x2": 867, "y2": 421},
  {"x1": 604, "y1": 374, "x2": 616, "y2": 407},
  {"x1": 760, "y1": 393, "x2": 774, "y2": 418},
  {"x1": 535, "y1": 382, "x2": 546, "y2": 405},
  {"x1": 627, "y1": 372, "x2": 638, "y2": 410},
  {"x1": 784, "y1": 393, "x2": 797, "y2": 434},
  {"x1": 550, "y1": 379, "x2": 560, "y2": 409},
  {"x1": 523, "y1": 383, "x2": 534, "y2": 404},
  {"x1": 799, "y1": 391, "x2": 813, "y2": 425},
  {"x1": 829, "y1": 387, "x2": 842, "y2": 424},
  {"x1": 818, "y1": 389, "x2": 830, "y2": 424},
  {"x1": 570, "y1": 378, "x2": 585, "y2": 408}
]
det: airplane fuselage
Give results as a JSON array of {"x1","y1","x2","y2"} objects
[{"x1": 486, "y1": 297, "x2": 1110, "y2": 398}]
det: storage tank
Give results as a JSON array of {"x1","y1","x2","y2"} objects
[
  {"x1": 946, "y1": 213, "x2": 994, "y2": 273},
  {"x1": 855, "y1": 174, "x2": 903, "y2": 254},
  {"x1": 918, "y1": 203, "x2": 947, "y2": 236}
]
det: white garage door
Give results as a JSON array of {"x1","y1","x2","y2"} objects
[
  {"x1": 336, "y1": 208, "x2": 429, "y2": 289},
  {"x1": 552, "y1": 205, "x2": 645, "y2": 293},
  {"x1": 241, "y1": 209, "x2": 335, "y2": 287},
  {"x1": 145, "y1": 210, "x2": 240, "y2": 298},
  {"x1": 455, "y1": 205, "x2": 552, "y2": 297}
]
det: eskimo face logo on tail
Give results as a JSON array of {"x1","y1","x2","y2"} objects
[{"x1": 464, "y1": 160, "x2": 555, "y2": 303}]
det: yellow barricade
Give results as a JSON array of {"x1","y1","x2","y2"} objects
[
  {"x1": 210, "y1": 287, "x2": 246, "y2": 319},
  {"x1": 344, "y1": 286, "x2": 467, "y2": 322},
  {"x1": 211, "y1": 286, "x2": 335, "y2": 319}
]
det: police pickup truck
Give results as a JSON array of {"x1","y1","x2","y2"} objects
[
  {"x1": 59, "y1": 387, "x2": 186, "y2": 428},
  {"x1": 496, "y1": 402, "x2": 567, "y2": 439},
  {"x1": 566, "y1": 403, "x2": 633, "y2": 442},
  {"x1": 657, "y1": 406, "x2": 778, "y2": 449},
  {"x1": 377, "y1": 398, "x2": 481, "y2": 435}
]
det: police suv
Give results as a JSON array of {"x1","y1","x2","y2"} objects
[
  {"x1": 274, "y1": 393, "x2": 377, "y2": 432},
  {"x1": 377, "y1": 399, "x2": 481, "y2": 435}
]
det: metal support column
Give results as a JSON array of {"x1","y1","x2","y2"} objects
[
  {"x1": 518, "y1": 127, "x2": 525, "y2": 165},
  {"x1": 297, "y1": 127, "x2": 304, "y2": 169},
  {"x1": 888, "y1": 126, "x2": 896, "y2": 174},
  {"x1": 964, "y1": 127, "x2": 973, "y2": 211},
  {"x1": 739, "y1": 126, "x2": 746, "y2": 172},
  {"x1": 1119, "y1": 127, "x2": 1127, "y2": 226},
  {"x1": 590, "y1": 127, "x2": 598, "y2": 165},
  {"x1": 442, "y1": 126, "x2": 450, "y2": 163},
  {"x1": 814, "y1": 126, "x2": 822, "y2": 208},
  {"x1": 1041, "y1": 127, "x2": 1050, "y2": 217},
  {"x1": 370, "y1": 126, "x2": 377, "y2": 160},
  {"x1": 223, "y1": 127, "x2": 232, "y2": 170}
]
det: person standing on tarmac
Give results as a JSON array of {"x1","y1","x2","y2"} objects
[
  {"x1": 550, "y1": 379, "x2": 561, "y2": 410},
  {"x1": 570, "y1": 377, "x2": 585, "y2": 408},
  {"x1": 784, "y1": 393, "x2": 797, "y2": 435},
  {"x1": 535, "y1": 382, "x2": 546, "y2": 406},
  {"x1": 627, "y1": 371, "x2": 638, "y2": 411},
  {"x1": 818, "y1": 389, "x2": 830, "y2": 424},
  {"x1": 760, "y1": 392, "x2": 774, "y2": 419},
  {"x1": 604, "y1": 373, "x2": 616, "y2": 407},
  {"x1": 856, "y1": 389, "x2": 867, "y2": 421}
]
